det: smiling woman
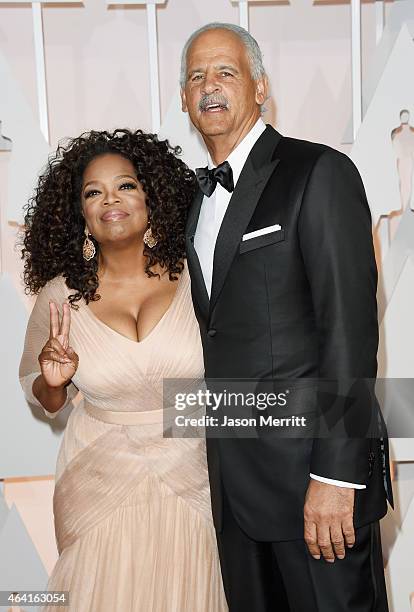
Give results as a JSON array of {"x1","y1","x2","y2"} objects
[
  {"x1": 18, "y1": 128, "x2": 228, "y2": 611},
  {"x1": 82, "y1": 154, "x2": 148, "y2": 247},
  {"x1": 21, "y1": 128, "x2": 196, "y2": 306}
]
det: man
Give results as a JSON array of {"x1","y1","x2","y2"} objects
[{"x1": 181, "y1": 22, "x2": 392, "y2": 611}]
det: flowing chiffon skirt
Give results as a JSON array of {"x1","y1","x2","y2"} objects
[{"x1": 43, "y1": 404, "x2": 227, "y2": 612}]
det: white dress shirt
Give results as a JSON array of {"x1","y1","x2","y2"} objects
[
  {"x1": 194, "y1": 118, "x2": 267, "y2": 296},
  {"x1": 194, "y1": 117, "x2": 365, "y2": 491}
]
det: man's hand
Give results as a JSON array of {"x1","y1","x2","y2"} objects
[{"x1": 304, "y1": 479, "x2": 355, "y2": 562}]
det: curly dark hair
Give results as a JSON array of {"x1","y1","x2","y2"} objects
[{"x1": 21, "y1": 128, "x2": 197, "y2": 307}]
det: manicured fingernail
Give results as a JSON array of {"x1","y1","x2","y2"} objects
[
  {"x1": 326, "y1": 559, "x2": 335, "y2": 563},
  {"x1": 347, "y1": 544, "x2": 354, "y2": 548},
  {"x1": 312, "y1": 555, "x2": 320, "y2": 560},
  {"x1": 337, "y1": 555, "x2": 345, "y2": 560}
]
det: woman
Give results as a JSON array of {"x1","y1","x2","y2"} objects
[{"x1": 19, "y1": 129, "x2": 227, "y2": 611}]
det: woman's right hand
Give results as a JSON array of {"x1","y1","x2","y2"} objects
[{"x1": 38, "y1": 301, "x2": 79, "y2": 389}]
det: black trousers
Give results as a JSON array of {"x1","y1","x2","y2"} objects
[{"x1": 216, "y1": 492, "x2": 389, "y2": 612}]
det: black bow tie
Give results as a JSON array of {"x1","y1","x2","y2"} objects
[{"x1": 195, "y1": 161, "x2": 234, "y2": 197}]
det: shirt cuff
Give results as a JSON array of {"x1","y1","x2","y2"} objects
[{"x1": 310, "y1": 473, "x2": 366, "y2": 489}]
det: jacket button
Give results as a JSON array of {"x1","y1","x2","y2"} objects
[{"x1": 208, "y1": 329, "x2": 217, "y2": 337}]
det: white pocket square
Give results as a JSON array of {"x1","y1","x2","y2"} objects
[{"x1": 242, "y1": 224, "x2": 282, "y2": 241}]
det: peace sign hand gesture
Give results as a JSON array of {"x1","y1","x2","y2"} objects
[{"x1": 38, "y1": 302, "x2": 79, "y2": 389}]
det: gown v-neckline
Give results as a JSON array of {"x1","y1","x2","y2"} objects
[{"x1": 80, "y1": 267, "x2": 186, "y2": 347}]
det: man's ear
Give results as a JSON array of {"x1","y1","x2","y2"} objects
[
  {"x1": 255, "y1": 75, "x2": 268, "y2": 106},
  {"x1": 180, "y1": 88, "x2": 188, "y2": 113}
]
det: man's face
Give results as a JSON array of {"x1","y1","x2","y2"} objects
[{"x1": 181, "y1": 29, "x2": 267, "y2": 140}]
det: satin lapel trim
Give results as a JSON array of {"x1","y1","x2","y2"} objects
[
  {"x1": 186, "y1": 190, "x2": 210, "y2": 319},
  {"x1": 186, "y1": 189, "x2": 203, "y2": 239},
  {"x1": 209, "y1": 155, "x2": 280, "y2": 312}
]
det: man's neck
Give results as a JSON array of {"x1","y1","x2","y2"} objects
[{"x1": 204, "y1": 114, "x2": 261, "y2": 166}]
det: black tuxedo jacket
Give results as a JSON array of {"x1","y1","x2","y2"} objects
[{"x1": 185, "y1": 125, "x2": 392, "y2": 541}]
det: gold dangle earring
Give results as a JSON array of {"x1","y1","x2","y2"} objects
[
  {"x1": 143, "y1": 221, "x2": 158, "y2": 249},
  {"x1": 82, "y1": 227, "x2": 96, "y2": 261}
]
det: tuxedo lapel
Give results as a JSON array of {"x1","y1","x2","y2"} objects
[
  {"x1": 186, "y1": 189, "x2": 210, "y2": 319},
  {"x1": 186, "y1": 188, "x2": 203, "y2": 239},
  {"x1": 209, "y1": 126, "x2": 282, "y2": 313}
]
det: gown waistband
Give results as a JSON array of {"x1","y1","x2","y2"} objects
[{"x1": 83, "y1": 400, "x2": 166, "y2": 425}]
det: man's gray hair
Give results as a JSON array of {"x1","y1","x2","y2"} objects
[{"x1": 180, "y1": 22, "x2": 266, "y2": 88}]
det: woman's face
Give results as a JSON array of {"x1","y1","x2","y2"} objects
[{"x1": 81, "y1": 153, "x2": 148, "y2": 246}]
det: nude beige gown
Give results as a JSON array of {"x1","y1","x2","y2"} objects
[{"x1": 19, "y1": 265, "x2": 227, "y2": 612}]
